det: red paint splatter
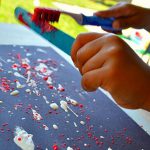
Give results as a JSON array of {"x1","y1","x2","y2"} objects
[
  {"x1": 21, "y1": 63, "x2": 31, "y2": 70},
  {"x1": 12, "y1": 63, "x2": 20, "y2": 69},
  {"x1": 48, "y1": 85, "x2": 54, "y2": 89},
  {"x1": 43, "y1": 76, "x2": 48, "y2": 81},
  {"x1": 18, "y1": 137, "x2": 22, "y2": 141},
  {"x1": 53, "y1": 144, "x2": 59, "y2": 150},
  {"x1": 0, "y1": 77, "x2": 11, "y2": 92},
  {"x1": 2, "y1": 123, "x2": 8, "y2": 127}
]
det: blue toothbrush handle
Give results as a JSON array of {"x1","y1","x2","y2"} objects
[{"x1": 82, "y1": 14, "x2": 120, "y2": 31}]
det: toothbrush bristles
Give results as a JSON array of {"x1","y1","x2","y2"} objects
[{"x1": 32, "y1": 7, "x2": 61, "y2": 24}]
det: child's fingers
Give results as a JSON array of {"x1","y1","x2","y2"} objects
[
  {"x1": 94, "y1": 3, "x2": 132, "y2": 18},
  {"x1": 81, "y1": 68, "x2": 105, "y2": 91},
  {"x1": 75, "y1": 36, "x2": 105, "y2": 68},
  {"x1": 113, "y1": 16, "x2": 138, "y2": 29},
  {"x1": 81, "y1": 50, "x2": 106, "y2": 74},
  {"x1": 71, "y1": 33, "x2": 103, "y2": 64}
]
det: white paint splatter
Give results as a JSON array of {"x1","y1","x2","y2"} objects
[
  {"x1": 100, "y1": 136, "x2": 104, "y2": 139},
  {"x1": 53, "y1": 124, "x2": 58, "y2": 130},
  {"x1": 50, "y1": 103, "x2": 59, "y2": 110},
  {"x1": 10, "y1": 90, "x2": 19, "y2": 96},
  {"x1": 0, "y1": 100, "x2": 3, "y2": 104},
  {"x1": 60, "y1": 100, "x2": 78, "y2": 117},
  {"x1": 67, "y1": 147, "x2": 73, "y2": 150},
  {"x1": 43, "y1": 96, "x2": 49, "y2": 104},
  {"x1": 66, "y1": 97, "x2": 78, "y2": 106},
  {"x1": 60, "y1": 100, "x2": 68, "y2": 112},
  {"x1": 43, "y1": 124, "x2": 49, "y2": 131},
  {"x1": 14, "y1": 72, "x2": 26, "y2": 80},
  {"x1": 32, "y1": 109, "x2": 43, "y2": 121},
  {"x1": 46, "y1": 77, "x2": 52, "y2": 85},
  {"x1": 26, "y1": 89, "x2": 31, "y2": 94},
  {"x1": 26, "y1": 53, "x2": 32, "y2": 57},
  {"x1": 73, "y1": 122, "x2": 77, "y2": 128},
  {"x1": 108, "y1": 147, "x2": 112, "y2": 150},
  {"x1": 37, "y1": 48, "x2": 47, "y2": 54},
  {"x1": 28, "y1": 79, "x2": 37, "y2": 87},
  {"x1": 8, "y1": 71, "x2": 13, "y2": 74},
  {"x1": 16, "y1": 80, "x2": 24, "y2": 89},
  {"x1": 80, "y1": 121, "x2": 85, "y2": 125},
  {"x1": 26, "y1": 71, "x2": 31, "y2": 83},
  {"x1": 0, "y1": 57, "x2": 7, "y2": 63},
  {"x1": 14, "y1": 126, "x2": 35, "y2": 150}
]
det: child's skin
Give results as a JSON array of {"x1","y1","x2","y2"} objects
[{"x1": 71, "y1": 3, "x2": 150, "y2": 111}]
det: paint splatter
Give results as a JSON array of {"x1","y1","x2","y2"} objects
[
  {"x1": 50, "y1": 103, "x2": 59, "y2": 110},
  {"x1": 14, "y1": 126, "x2": 35, "y2": 150},
  {"x1": 53, "y1": 124, "x2": 58, "y2": 130},
  {"x1": 10, "y1": 90, "x2": 19, "y2": 96},
  {"x1": 32, "y1": 109, "x2": 43, "y2": 121}
]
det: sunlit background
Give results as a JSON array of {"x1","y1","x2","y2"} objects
[
  {"x1": 0, "y1": 0, "x2": 130, "y2": 37},
  {"x1": 0, "y1": 0, "x2": 150, "y2": 38}
]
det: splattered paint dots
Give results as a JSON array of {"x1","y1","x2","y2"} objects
[
  {"x1": 43, "y1": 76, "x2": 48, "y2": 81},
  {"x1": 53, "y1": 144, "x2": 59, "y2": 150},
  {"x1": 57, "y1": 84, "x2": 65, "y2": 92},
  {"x1": 18, "y1": 137, "x2": 22, "y2": 141},
  {"x1": 48, "y1": 85, "x2": 54, "y2": 89}
]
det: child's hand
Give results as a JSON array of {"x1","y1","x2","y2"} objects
[
  {"x1": 71, "y1": 32, "x2": 150, "y2": 111},
  {"x1": 94, "y1": 2, "x2": 150, "y2": 31}
]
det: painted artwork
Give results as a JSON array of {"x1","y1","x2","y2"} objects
[{"x1": 0, "y1": 45, "x2": 150, "y2": 150}]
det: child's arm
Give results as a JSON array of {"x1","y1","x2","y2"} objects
[
  {"x1": 94, "y1": 2, "x2": 150, "y2": 31},
  {"x1": 71, "y1": 32, "x2": 150, "y2": 111}
]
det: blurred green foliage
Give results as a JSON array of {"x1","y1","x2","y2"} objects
[{"x1": 0, "y1": 0, "x2": 113, "y2": 37}]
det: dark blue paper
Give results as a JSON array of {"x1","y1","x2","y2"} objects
[{"x1": 0, "y1": 45, "x2": 150, "y2": 150}]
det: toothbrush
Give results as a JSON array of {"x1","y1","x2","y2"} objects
[{"x1": 32, "y1": 7, "x2": 120, "y2": 31}]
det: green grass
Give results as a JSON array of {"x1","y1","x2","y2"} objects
[
  {"x1": 53, "y1": 0, "x2": 109, "y2": 10},
  {"x1": 0, "y1": 0, "x2": 113, "y2": 37}
]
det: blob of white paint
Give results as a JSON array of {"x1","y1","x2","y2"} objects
[
  {"x1": 10, "y1": 90, "x2": 19, "y2": 96},
  {"x1": 53, "y1": 124, "x2": 58, "y2": 130},
  {"x1": 60, "y1": 101, "x2": 78, "y2": 117},
  {"x1": 14, "y1": 126, "x2": 35, "y2": 150},
  {"x1": 50, "y1": 103, "x2": 59, "y2": 110},
  {"x1": 80, "y1": 121, "x2": 85, "y2": 125},
  {"x1": 67, "y1": 147, "x2": 73, "y2": 150},
  {"x1": 60, "y1": 100, "x2": 68, "y2": 112},
  {"x1": 26, "y1": 89, "x2": 31, "y2": 93},
  {"x1": 100, "y1": 136, "x2": 104, "y2": 139},
  {"x1": 108, "y1": 147, "x2": 112, "y2": 150},
  {"x1": 0, "y1": 100, "x2": 3, "y2": 104}
]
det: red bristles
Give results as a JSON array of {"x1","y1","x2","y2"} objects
[{"x1": 32, "y1": 7, "x2": 61, "y2": 24}]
